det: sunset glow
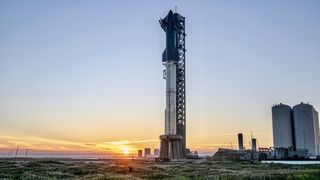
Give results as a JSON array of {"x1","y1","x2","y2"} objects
[
  {"x1": 0, "y1": 133, "x2": 273, "y2": 157},
  {"x1": 1, "y1": 0, "x2": 319, "y2": 158},
  {"x1": 122, "y1": 147, "x2": 129, "y2": 155}
]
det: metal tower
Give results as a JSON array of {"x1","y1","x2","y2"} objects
[{"x1": 159, "y1": 10, "x2": 187, "y2": 160}]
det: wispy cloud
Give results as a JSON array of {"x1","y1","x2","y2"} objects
[
  {"x1": 0, "y1": 134, "x2": 159, "y2": 155},
  {"x1": 195, "y1": 131, "x2": 271, "y2": 138},
  {"x1": 106, "y1": 139, "x2": 159, "y2": 145},
  {"x1": 0, "y1": 135, "x2": 95, "y2": 151}
]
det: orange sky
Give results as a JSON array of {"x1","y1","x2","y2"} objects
[
  {"x1": 0, "y1": 130, "x2": 273, "y2": 157},
  {"x1": 1, "y1": 1, "x2": 319, "y2": 158}
]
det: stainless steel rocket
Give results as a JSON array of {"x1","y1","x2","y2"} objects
[
  {"x1": 159, "y1": 10, "x2": 186, "y2": 160},
  {"x1": 160, "y1": 10, "x2": 178, "y2": 136}
]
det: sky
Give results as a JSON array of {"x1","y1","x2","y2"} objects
[{"x1": 0, "y1": 0, "x2": 320, "y2": 157}]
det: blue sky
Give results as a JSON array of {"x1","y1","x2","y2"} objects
[{"x1": 0, "y1": 0, "x2": 320, "y2": 155}]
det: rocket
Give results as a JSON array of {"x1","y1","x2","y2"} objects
[
  {"x1": 160, "y1": 10, "x2": 178, "y2": 135},
  {"x1": 159, "y1": 10, "x2": 186, "y2": 159}
]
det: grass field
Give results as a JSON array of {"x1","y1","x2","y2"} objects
[{"x1": 0, "y1": 158, "x2": 320, "y2": 179}]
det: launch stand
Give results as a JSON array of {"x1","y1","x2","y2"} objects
[
  {"x1": 159, "y1": 10, "x2": 187, "y2": 160},
  {"x1": 160, "y1": 135, "x2": 183, "y2": 160}
]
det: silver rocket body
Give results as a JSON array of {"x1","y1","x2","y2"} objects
[{"x1": 164, "y1": 61, "x2": 177, "y2": 135}]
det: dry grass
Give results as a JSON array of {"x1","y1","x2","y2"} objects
[{"x1": 0, "y1": 159, "x2": 319, "y2": 179}]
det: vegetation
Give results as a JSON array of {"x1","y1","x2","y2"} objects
[{"x1": 0, "y1": 159, "x2": 319, "y2": 179}]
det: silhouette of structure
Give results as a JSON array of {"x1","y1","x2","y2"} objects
[
  {"x1": 238, "y1": 133, "x2": 244, "y2": 151},
  {"x1": 144, "y1": 148, "x2": 151, "y2": 157},
  {"x1": 154, "y1": 148, "x2": 160, "y2": 157},
  {"x1": 137, "y1": 150, "x2": 143, "y2": 157},
  {"x1": 252, "y1": 138, "x2": 257, "y2": 152},
  {"x1": 159, "y1": 10, "x2": 187, "y2": 160}
]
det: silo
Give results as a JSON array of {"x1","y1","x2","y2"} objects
[
  {"x1": 238, "y1": 133, "x2": 244, "y2": 151},
  {"x1": 314, "y1": 110, "x2": 320, "y2": 154},
  {"x1": 252, "y1": 138, "x2": 257, "y2": 151},
  {"x1": 293, "y1": 103, "x2": 319, "y2": 155},
  {"x1": 272, "y1": 103, "x2": 294, "y2": 148}
]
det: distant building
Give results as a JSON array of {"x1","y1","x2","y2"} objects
[
  {"x1": 212, "y1": 134, "x2": 310, "y2": 161},
  {"x1": 144, "y1": 148, "x2": 151, "y2": 157},
  {"x1": 211, "y1": 148, "x2": 259, "y2": 161},
  {"x1": 154, "y1": 148, "x2": 160, "y2": 157},
  {"x1": 137, "y1": 150, "x2": 143, "y2": 157},
  {"x1": 272, "y1": 102, "x2": 320, "y2": 155}
]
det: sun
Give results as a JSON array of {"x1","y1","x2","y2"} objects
[{"x1": 122, "y1": 147, "x2": 129, "y2": 155}]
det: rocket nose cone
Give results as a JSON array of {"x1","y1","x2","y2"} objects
[
  {"x1": 166, "y1": 10, "x2": 175, "y2": 22},
  {"x1": 167, "y1": 10, "x2": 173, "y2": 18}
]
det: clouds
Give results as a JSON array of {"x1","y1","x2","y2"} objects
[
  {"x1": 106, "y1": 139, "x2": 159, "y2": 145},
  {"x1": 0, "y1": 134, "x2": 160, "y2": 156}
]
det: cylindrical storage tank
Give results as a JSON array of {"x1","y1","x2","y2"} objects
[
  {"x1": 238, "y1": 133, "x2": 244, "y2": 151},
  {"x1": 293, "y1": 103, "x2": 318, "y2": 155},
  {"x1": 272, "y1": 103, "x2": 294, "y2": 148},
  {"x1": 314, "y1": 110, "x2": 320, "y2": 154},
  {"x1": 252, "y1": 138, "x2": 257, "y2": 151}
]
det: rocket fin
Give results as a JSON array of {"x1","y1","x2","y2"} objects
[{"x1": 162, "y1": 49, "x2": 167, "y2": 62}]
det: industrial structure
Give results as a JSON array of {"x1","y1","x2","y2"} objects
[
  {"x1": 212, "y1": 133, "x2": 310, "y2": 161},
  {"x1": 159, "y1": 10, "x2": 187, "y2": 160},
  {"x1": 272, "y1": 104, "x2": 294, "y2": 148},
  {"x1": 137, "y1": 150, "x2": 143, "y2": 158},
  {"x1": 144, "y1": 148, "x2": 151, "y2": 157},
  {"x1": 252, "y1": 138, "x2": 257, "y2": 152},
  {"x1": 238, "y1": 133, "x2": 244, "y2": 151},
  {"x1": 212, "y1": 102, "x2": 320, "y2": 161},
  {"x1": 272, "y1": 102, "x2": 320, "y2": 156},
  {"x1": 213, "y1": 133, "x2": 260, "y2": 161},
  {"x1": 154, "y1": 149, "x2": 160, "y2": 157},
  {"x1": 293, "y1": 103, "x2": 319, "y2": 155}
]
